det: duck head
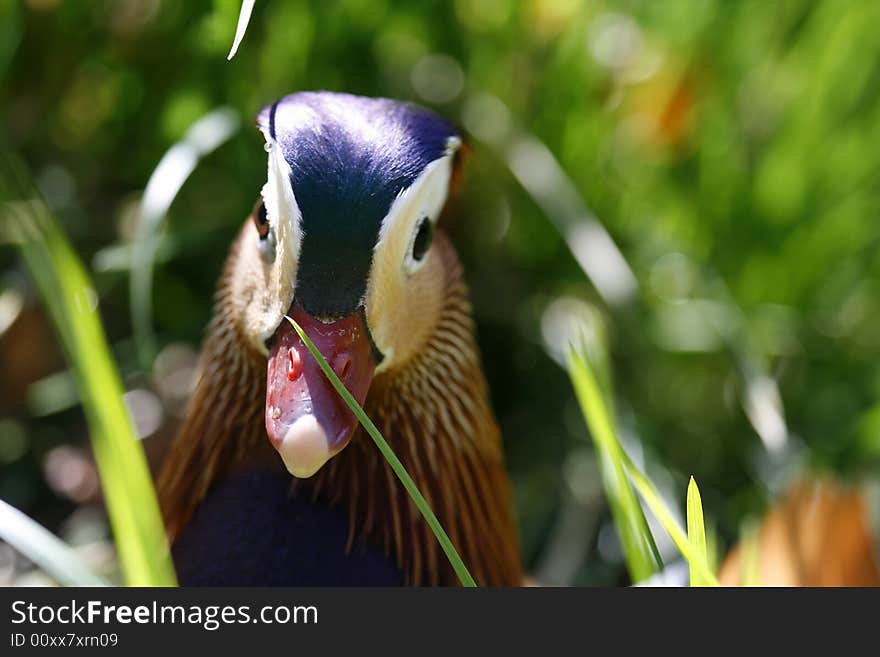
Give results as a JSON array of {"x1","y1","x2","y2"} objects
[{"x1": 228, "y1": 92, "x2": 463, "y2": 478}]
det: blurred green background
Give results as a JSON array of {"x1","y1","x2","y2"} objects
[{"x1": 2, "y1": 0, "x2": 880, "y2": 585}]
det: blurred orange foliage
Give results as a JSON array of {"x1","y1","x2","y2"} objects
[{"x1": 720, "y1": 478, "x2": 880, "y2": 587}]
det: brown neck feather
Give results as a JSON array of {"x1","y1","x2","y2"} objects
[{"x1": 157, "y1": 228, "x2": 523, "y2": 586}]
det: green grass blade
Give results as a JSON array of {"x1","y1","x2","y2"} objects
[
  {"x1": 0, "y1": 500, "x2": 110, "y2": 586},
  {"x1": 686, "y1": 476, "x2": 710, "y2": 586},
  {"x1": 285, "y1": 316, "x2": 477, "y2": 587},
  {"x1": 566, "y1": 342, "x2": 661, "y2": 582},
  {"x1": 623, "y1": 455, "x2": 718, "y2": 586},
  {"x1": 2, "y1": 161, "x2": 177, "y2": 586},
  {"x1": 565, "y1": 320, "x2": 717, "y2": 586}
]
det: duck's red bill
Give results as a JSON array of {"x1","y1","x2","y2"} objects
[{"x1": 265, "y1": 304, "x2": 376, "y2": 478}]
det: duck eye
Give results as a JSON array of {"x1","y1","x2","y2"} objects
[
  {"x1": 253, "y1": 197, "x2": 270, "y2": 240},
  {"x1": 412, "y1": 216, "x2": 433, "y2": 262}
]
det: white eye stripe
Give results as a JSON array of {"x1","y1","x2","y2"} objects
[
  {"x1": 373, "y1": 153, "x2": 455, "y2": 271},
  {"x1": 264, "y1": 138, "x2": 304, "y2": 267},
  {"x1": 364, "y1": 136, "x2": 462, "y2": 372},
  {"x1": 237, "y1": 137, "x2": 305, "y2": 350}
]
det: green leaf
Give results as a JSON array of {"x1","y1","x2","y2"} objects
[
  {"x1": 285, "y1": 316, "x2": 477, "y2": 587},
  {"x1": 686, "y1": 476, "x2": 710, "y2": 586},
  {"x1": 623, "y1": 456, "x2": 718, "y2": 586},
  {"x1": 1, "y1": 158, "x2": 177, "y2": 586},
  {"x1": 567, "y1": 336, "x2": 662, "y2": 583},
  {"x1": 565, "y1": 318, "x2": 718, "y2": 586},
  {"x1": 0, "y1": 500, "x2": 109, "y2": 587}
]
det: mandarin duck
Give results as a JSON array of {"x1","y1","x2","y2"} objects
[{"x1": 157, "y1": 92, "x2": 523, "y2": 586}]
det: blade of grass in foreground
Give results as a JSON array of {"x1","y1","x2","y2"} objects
[
  {"x1": 622, "y1": 454, "x2": 718, "y2": 586},
  {"x1": 686, "y1": 477, "x2": 711, "y2": 586},
  {"x1": 1, "y1": 160, "x2": 176, "y2": 586},
  {"x1": 567, "y1": 329, "x2": 718, "y2": 586},
  {"x1": 567, "y1": 340, "x2": 662, "y2": 582},
  {"x1": 286, "y1": 316, "x2": 477, "y2": 587},
  {"x1": 0, "y1": 500, "x2": 109, "y2": 586}
]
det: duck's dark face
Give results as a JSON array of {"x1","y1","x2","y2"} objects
[{"x1": 230, "y1": 92, "x2": 462, "y2": 478}]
